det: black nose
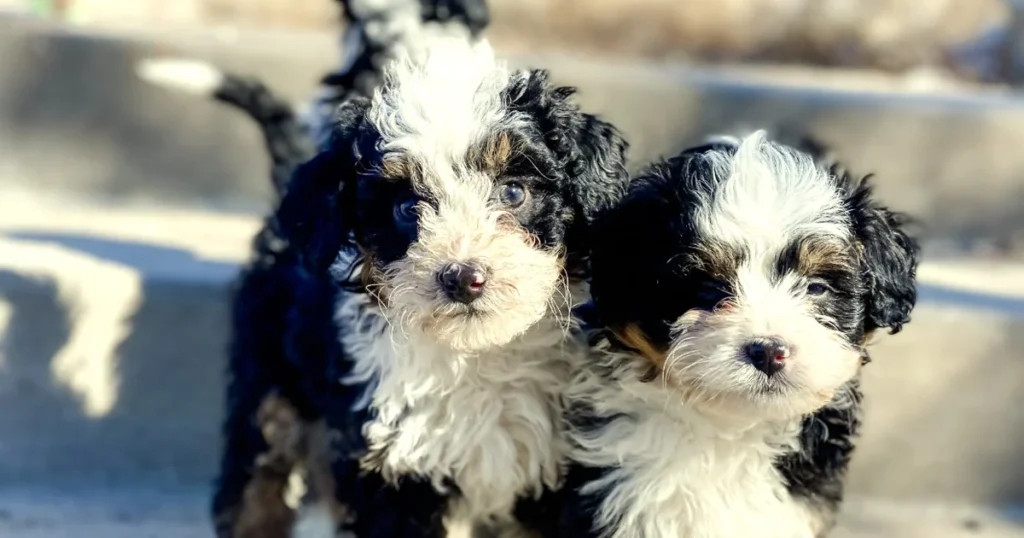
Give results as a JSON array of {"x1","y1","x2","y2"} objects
[
  {"x1": 743, "y1": 337, "x2": 790, "y2": 377},
  {"x1": 438, "y1": 262, "x2": 487, "y2": 304}
]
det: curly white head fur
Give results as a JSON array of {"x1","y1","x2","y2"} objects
[
  {"x1": 348, "y1": 37, "x2": 565, "y2": 351},
  {"x1": 663, "y1": 132, "x2": 861, "y2": 420}
]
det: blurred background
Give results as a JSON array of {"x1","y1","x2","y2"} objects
[{"x1": 0, "y1": 0, "x2": 1023, "y2": 536}]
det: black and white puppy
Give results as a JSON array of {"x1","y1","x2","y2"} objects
[
  {"x1": 228, "y1": 36, "x2": 629, "y2": 538},
  {"x1": 556, "y1": 131, "x2": 918, "y2": 538}
]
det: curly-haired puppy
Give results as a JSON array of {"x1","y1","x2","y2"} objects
[
  {"x1": 216, "y1": 36, "x2": 629, "y2": 538},
  {"x1": 555, "y1": 131, "x2": 918, "y2": 538}
]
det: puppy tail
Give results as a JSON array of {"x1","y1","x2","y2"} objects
[{"x1": 136, "y1": 58, "x2": 314, "y2": 195}]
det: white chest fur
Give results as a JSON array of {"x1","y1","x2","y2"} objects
[
  {"x1": 571, "y1": 371, "x2": 815, "y2": 538},
  {"x1": 337, "y1": 294, "x2": 576, "y2": 521}
]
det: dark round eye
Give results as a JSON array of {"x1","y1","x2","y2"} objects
[
  {"x1": 393, "y1": 196, "x2": 419, "y2": 225},
  {"x1": 499, "y1": 182, "x2": 528, "y2": 209},
  {"x1": 806, "y1": 281, "x2": 830, "y2": 297},
  {"x1": 696, "y1": 281, "x2": 730, "y2": 308}
]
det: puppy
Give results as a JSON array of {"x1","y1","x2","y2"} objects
[
  {"x1": 136, "y1": 3, "x2": 486, "y2": 536},
  {"x1": 556, "y1": 131, "x2": 918, "y2": 538},
  {"x1": 217, "y1": 36, "x2": 629, "y2": 538}
]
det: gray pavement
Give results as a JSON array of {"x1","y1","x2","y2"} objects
[{"x1": 1, "y1": 490, "x2": 1022, "y2": 538}]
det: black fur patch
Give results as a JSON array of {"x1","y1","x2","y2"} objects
[{"x1": 775, "y1": 379, "x2": 863, "y2": 530}]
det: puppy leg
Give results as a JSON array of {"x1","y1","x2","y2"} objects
[
  {"x1": 335, "y1": 469, "x2": 450, "y2": 538},
  {"x1": 212, "y1": 379, "x2": 276, "y2": 538},
  {"x1": 233, "y1": 395, "x2": 307, "y2": 538},
  {"x1": 213, "y1": 262, "x2": 306, "y2": 538},
  {"x1": 212, "y1": 387, "x2": 304, "y2": 538},
  {"x1": 234, "y1": 455, "x2": 297, "y2": 538},
  {"x1": 325, "y1": 415, "x2": 449, "y2": 537},
  {"x1": 292, "y1": 421, "x2": 351, "y2": 538}
]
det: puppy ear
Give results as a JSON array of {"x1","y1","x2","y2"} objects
[
  {"x1": 590, "y1": 184, "x2": 665, "y2": 323},
  {"x1": 568, "y1": 113, "x2": 630, "y2": 220},
  {"x1": 507, "y1": 69, "x2": 630, "y2": 272},
  {"x1": 276, "y1": 97, "x2": 370, "y2": 272},
  {"x1": 845, "y1": 175, "x2": 919, "y2": 334},
  {"x1": 588, "y1": 163, "x2": 685, "y2": 334},
  {"x1": 563, "y1": 114, "x2": 630, "y2": 275}
]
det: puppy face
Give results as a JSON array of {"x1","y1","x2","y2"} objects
[
  {"x1": 278, "y1": 38, "x2": 628, "y2": 352},
  {"x1": 591, "y1": 132, "x2": 917, "y2": 420}
]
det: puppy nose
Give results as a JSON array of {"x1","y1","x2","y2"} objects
[
  {"x1": 438, "y1": 262, "x2": 487, "y2": 304},
  {"x1": 743, "y1": 337, "x2": 790, "y2": 377}
]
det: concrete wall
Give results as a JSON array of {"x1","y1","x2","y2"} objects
[{"x1": 4, "y1": 17, "x2": 1024, "y2": 241}]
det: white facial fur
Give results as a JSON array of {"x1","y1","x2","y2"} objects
[
  {"x1": 338, "y1": 290, "x2": 576, "y2": 524},
  {"x1": 662, "y1": 131, "x2": 862, "y2": 421},
  {"x1": 365, "y1": 36, "x2": 567, "y2": 352},
  {"x1": 567, "y1": 346, "x2": 840, "y2": 538}
]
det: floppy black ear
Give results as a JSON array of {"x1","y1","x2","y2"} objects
[
  {"x1": 845, "y1": 176, "x2": 919, "y2": 334},
  {"x1": 589, "y1": 152, "x2": 710, "y2": 336},
  {"x1": 276, "y1": 97, "x2": 370, "y2": 273},
  {"x1": 562, "y1": 114, "x2": 630, "y2": 276},
  {"x1": 567, "y1": 113, "x2": 631, "y2": 223},
  {"x1": 506, "y1": 69, "x2": 630, "y2": 274},
  {"x1": 588, "y1": 176, "x2": 674, "y2": 328}
]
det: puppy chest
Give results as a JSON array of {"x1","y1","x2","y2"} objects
[
  {"x1": 600, "y1": 440, "x2": 814, "y2": 538},
  {"x1": 366, "y1": 376, "x2": 563, "y2": 517}
]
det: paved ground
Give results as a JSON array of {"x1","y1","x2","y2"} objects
[{"x1": 0, "y1": 490, "x2": 1021, "y2": 537}]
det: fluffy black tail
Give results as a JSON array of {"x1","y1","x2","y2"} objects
[{"x1": 136, "y1": 59, "x2": 315, "y2": 195}]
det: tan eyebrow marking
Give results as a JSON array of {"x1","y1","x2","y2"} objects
[
  {"x1": 379, "y1": 155, "x2": 411, "y2": 182},
  {"x1": 468, "y1": 131, "x2": 515, "y2": 174},
  {"x1": 796, "y1": 238, "x2": 855, "y2": 276}
]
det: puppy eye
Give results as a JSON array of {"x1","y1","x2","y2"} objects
[
  {"x1": 806, "y1": 281, "x2": 830, "y2": 297},
  {"x1": 696, "y1": 281, "x2": 730, "y2": 308},
  {"x1": 393, "y1": 196, "x2": 419, "y2": 226},
  {"x1": 498, "y1": 182, "x2": 529, "y2": 209}
]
